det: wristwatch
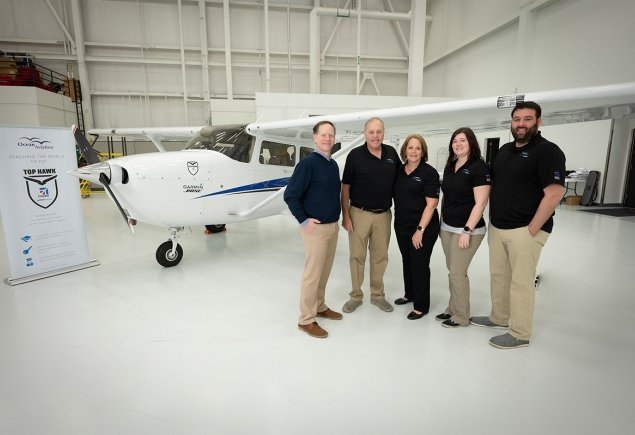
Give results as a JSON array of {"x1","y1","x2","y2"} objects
[
  {"x1": 463, "y1": 226, "x2": 473, "y2": 234},
  {"x1": 416, "y1": 225, "x2": 423, "y2": 231}
]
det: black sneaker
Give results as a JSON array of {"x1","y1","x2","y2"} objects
[
  {"x1": 441, "y1": 319, "x2": 464, "y2": 328},
  {"x1": 435, "y1": 313, "x2": 451, "y2": 321}
]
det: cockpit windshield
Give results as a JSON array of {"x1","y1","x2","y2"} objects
[{"x1": 185, "y1": 126, "x2": 254, "y2": 163}]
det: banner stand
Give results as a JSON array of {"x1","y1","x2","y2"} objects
[
  {"x1": 5, "y1": 259, "x2": 100, "y2": 286},
  {"x1": 1, "y1": 126, "x2": 97, "y2": 284}
]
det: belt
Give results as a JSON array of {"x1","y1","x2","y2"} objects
[{"x1": 351, "y1": 203, "x2": 389, "y2": 214}]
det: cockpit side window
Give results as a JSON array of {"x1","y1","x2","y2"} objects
[
  {"x1": 299, "y1": 147, "x2": 313, "y2": 161},
  {"x1": 260, "y1": 141, "x2": 295, "y2": 167}
]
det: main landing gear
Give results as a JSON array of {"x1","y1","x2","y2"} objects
[
  {"x1": 156, "y1": 226, "x2": 184, "y2": 267},
  {"x1": 204, "y1": 224, "x2": 226, "y2": 234}
]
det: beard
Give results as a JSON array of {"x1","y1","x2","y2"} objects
[{"x1": 512, "y1": 124, "x2": 539, "y2": 144}]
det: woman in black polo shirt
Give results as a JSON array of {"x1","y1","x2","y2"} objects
[
  {"x1": 437, "y1": 127, "x2": 491, "y2": 328},
  {"x1": 393, "y1": 134, "x2": 440, "y2": 319}
]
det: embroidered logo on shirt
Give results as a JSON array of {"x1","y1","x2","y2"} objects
[
  {"x1": 554, "y1": 171, "x2": 561, "y2": 180},
  {"x1": 521, "y1": 151, "x2": 529, "y2": 158},
  {"x1": 462, "y1": 168, "x2": 470, "y2": 175},
  {"x1": 412, "y1": 176, "x2": 422, "y2": 182},
  {"x1": 386, "y1": 158, "x2": 396, "y2": 164}
]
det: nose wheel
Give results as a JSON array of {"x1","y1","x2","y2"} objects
[{"x1": 155, "y1": 227, "x2": 184, "y2": 267}]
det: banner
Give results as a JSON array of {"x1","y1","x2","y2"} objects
[{"x1": 0, "y1": 126, "x2": 98, "y2": 285}]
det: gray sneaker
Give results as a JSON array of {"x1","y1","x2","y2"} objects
[
  {"x1": 469, "y1": 316, "x2": 508, "y2": 329},
  {"x1": 342, "y1": 299, "x2": 362, "y2": 313},
  {"x1": 370, "y1": 298, "x2": 394, "y2": 312},
  {"x1": 489, "y1": 333, "x2": 530, "y2": 349}
]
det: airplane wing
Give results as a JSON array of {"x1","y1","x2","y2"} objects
[
  {"x1": 246, "y1": 81, "x2": 635, "y2": 142},
  {"x1": 88, "y1": 126, "x2": 206, "y2": 152}
]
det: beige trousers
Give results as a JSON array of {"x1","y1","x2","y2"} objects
[
  {"x1": 299, "y1": 223, "x2": 339, "y2": 325},
  {"x1": 488, "y1": 224, "x2": 549, "y2": 340},
  {"x1": 347, "y1": 206, "x2": 392, "y2": 301},
  {"x1": 439, "y1": 230, "x2": 485, "y2": 325}
]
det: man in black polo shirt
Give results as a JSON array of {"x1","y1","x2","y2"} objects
[
  {"x1": 470, "y1": 101, "x2": 565, "y2": 349},
  {"x1": 340, "y1": 117, "x2": 399, "y2": 313}
]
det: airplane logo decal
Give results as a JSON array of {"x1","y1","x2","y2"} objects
[
  {"x1": 24, "y1": 174, "x2": 59, "y2": 209},
  {"x1": 187, "y1": 161, "x2": 199, "y2": 175}
]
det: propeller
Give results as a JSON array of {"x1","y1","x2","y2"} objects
[
  {"x1": 72, "y1": 125, "x2": 135, "y2": 233},
  {"x1": 72, "y1": 124, "x2": 101, "y2": 165}
]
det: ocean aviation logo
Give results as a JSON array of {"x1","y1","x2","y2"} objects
[
  {"x1": 23, "y1": 168, "x2": 59, "y2": 209},
  {"x1": 187, "y1": 161, "x2": 199, "y2": 175},
  {"x1": 17, "y1": 137, "x2": 53, "y2": 150}
]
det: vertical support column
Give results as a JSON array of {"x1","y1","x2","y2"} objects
[
  {"x1": 199, "y1": 0, "x2": 210, "y2": 101},
  {"x1": 309, "y1": 5, "x2": 319, "y2": 94},
  {"x1": 286, "y1": 0, "x2": 292, "y2": 92},
  {"x1": 515, "y1": 4, "x2": 536, "y2": 91},
  {"x1": 177, "y1": 0, "x2": 189, "y2": 124},
  {"x1": 223, "y1": 0, "x2": 233, "y2": 100},
  {"x1": 198, "y1": 0, "x2": 211, "y2": 123},
  {"x1": 264, "y1": 0, "x2": 271, "y2": 92},
  {"x1": 69, "y1": 0, "x2": 94, "y2": 131},
  {"x1": 407, "y1": 0, "x2": 426, "y2": 97},
  {"x1": 356, "y1": 0, "x2": 361, "y2": 94}
]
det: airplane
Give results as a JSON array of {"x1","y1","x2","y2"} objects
[{"x1": 70, "y1": 81, "x2": 635, "y2": 267}]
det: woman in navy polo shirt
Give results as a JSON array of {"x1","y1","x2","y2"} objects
[
  {"x1": 437, "y1": 127, "x2": 491, "y2": 328},
  {"x1": 393, "y1": 134, "x2": 440, "y2": 319}
]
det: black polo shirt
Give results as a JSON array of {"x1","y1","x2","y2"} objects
[
  {"x1": 342, "y1": 143, "x2": 399, "y2": 210},
  {"x1": 393, "y1": 162, "x2": 440, "y2": 235},
  {"x1": 490, "y1": 132, "x2": 566, "y2": 233},
  {"x1": 441, "y1": 157, "x2": 491, "y2": 228}
]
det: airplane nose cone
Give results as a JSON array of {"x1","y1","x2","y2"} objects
[{"x1": 68, "y1": 162, "x2": 111, "y2": 184}]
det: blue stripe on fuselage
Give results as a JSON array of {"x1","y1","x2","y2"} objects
[{"x1": 195, "y1": 177, "x2": 290, "y2": 199}]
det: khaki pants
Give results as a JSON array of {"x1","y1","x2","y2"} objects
[
  {"x1": 347, "y1": 206, "x2": 392, "y2": 301},
  {"x1": 488, "y1": 224, "x2": 549, "y2": 340},
  {"x1": 439, "y1": 229, "x2": 485, "y2": 325},
  {"x1": 299, "y1": 223, "x2": 339, "y2": 325}
]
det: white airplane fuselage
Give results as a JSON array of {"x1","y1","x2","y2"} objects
[{"x1": 73, "y1": 149, "x2": 294, "y2": 227}]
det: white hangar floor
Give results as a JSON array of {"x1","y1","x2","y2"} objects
[{"x1": 1, "y1": 196, "x2": 634, "y2": 434}]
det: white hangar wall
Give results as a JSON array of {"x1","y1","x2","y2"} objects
[
  {"x1": 422, "y1": 0, "x2": 635, "y2": 96},
  {"x1": 1, "y1": 1, "x2": 634, "y2": 125}
]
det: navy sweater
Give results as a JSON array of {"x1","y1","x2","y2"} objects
[{"x1": 284, "y1": 152, "x2": 341, "y2": 224}]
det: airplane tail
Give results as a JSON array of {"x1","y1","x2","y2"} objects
[{"x1": 72, "y1": 125, "x2": 101, "y2": 165}]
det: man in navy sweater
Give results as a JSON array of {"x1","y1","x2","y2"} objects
[{"x1": 284, "y1": 120, "x2": 343, "y2": 339}]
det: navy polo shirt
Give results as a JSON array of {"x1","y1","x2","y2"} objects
[
  {"x1": 342, "y1": 143, "x2": 399, "y2": 210},
  {"x1": 393, "y1": 162, "x2": 440, "y2": 235},
  {"x1": 490, "y1": 132, "x2": 566, "y2": 233},
  {"x1": 441, "y1": 157, "x2": 491, "y2": 229}
]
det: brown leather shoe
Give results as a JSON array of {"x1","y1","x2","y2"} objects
[
  {"x1": 317, "y1": 308, "x2": 343, "y2": 320},
  {"x1": 298, "y1": 322, "x2": 328, "y2": 338}
]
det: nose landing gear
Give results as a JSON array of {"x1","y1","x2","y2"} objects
[{"x1": 156, "y1": 227, "x2": 184, "y2": 267}]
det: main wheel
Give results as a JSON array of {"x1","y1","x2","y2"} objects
[
  {"x1": 205, "y1": 224, "x2": 226, "y2": 234},
  {"x1": 156, "y1": 241, "x2": 183, "y2": 267}
]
